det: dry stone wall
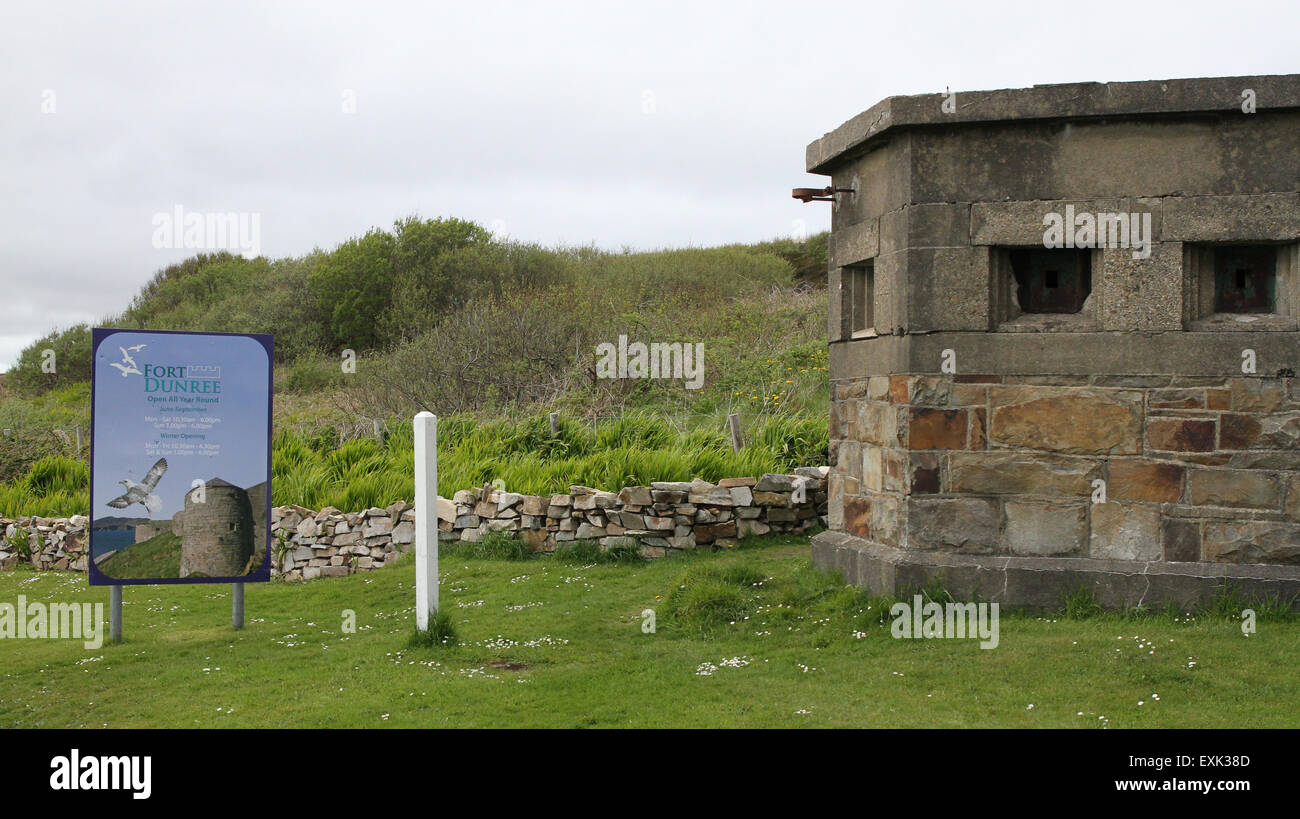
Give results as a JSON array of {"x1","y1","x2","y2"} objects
[
  {"x1": 0, "y1": 516, "x2": 88, "y2": 572},
  {"x1": 0, "y1": 470, "x2": 830, "y2": 578}
]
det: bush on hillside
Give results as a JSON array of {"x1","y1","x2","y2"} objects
[
  {"x1": 309, "y1": 227, "x2": 397, "y2": 351},
  {"x1": 7, "y1": 324, "x2": 92, "y2": 395}
]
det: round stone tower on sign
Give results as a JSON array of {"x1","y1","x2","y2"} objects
[
  {"x1": 806, "y1": 74, "x2": 1300, "y2": 609},
  {"x1": 178, "y1": 478, "x2": 255, "y2": 578}
]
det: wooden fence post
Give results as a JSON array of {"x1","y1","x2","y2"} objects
[{"x1": 728, "y1": 413, "x2": 743, "y2": 452}]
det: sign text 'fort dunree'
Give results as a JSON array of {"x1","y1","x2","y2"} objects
[{"x1": 141, "y1": 364, "x2": 223, "y2": 395}]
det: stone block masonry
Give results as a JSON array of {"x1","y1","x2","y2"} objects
[
  {"x1": 176, "y1": 478, "x2": 256, "y2": 578},
  {"x1": 0, "y1": 470, "x2": 830, "y2": 579},
  {"x1": 829, "y1": 374, "x2": 1300, "y2": 564}
]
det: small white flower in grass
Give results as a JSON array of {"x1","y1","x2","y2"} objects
[
  {"x1": 1026, "y1": 704, "x2": 1034, "y2": 710},
  {"x1": 1138, "y1": 701, "x2": 1144, "y2": 706}
]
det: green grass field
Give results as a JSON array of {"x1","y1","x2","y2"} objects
[{"x1": 1, "y1": 535, "x2": 1296, "y2": 728}]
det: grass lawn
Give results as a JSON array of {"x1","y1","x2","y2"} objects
[{"x1": 1, "y1": 535, "x2": 1296, "y2": 728}]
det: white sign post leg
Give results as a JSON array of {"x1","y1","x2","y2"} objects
[{"x1": 414, "y1": 412, "x2": 439, "y2": 631}]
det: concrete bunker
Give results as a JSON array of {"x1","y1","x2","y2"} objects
[{"x1": 805, "y1": 74, "x2": 1300, "y2": 609}]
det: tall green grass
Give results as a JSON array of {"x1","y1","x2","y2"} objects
[
  {"x1": 0, "y1": 455, "x2": 90, "y2": 517},
  {"x1": 0, "y1": 412, "x2": 825, "y2": 518},
  {"x1": 269, "y1": 410, "x2": 825, "y2": 510}
]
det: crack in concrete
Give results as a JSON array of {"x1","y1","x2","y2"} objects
[{"x1": 1137, "y1": 561, "x2": 1153, "y2": 608}]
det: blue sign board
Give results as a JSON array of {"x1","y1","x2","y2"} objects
[{"x1": 88, "y1": 329, "x2": 273, "y2": 585}]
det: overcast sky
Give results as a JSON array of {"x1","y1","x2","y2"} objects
[{"x1": 1, "y1": 0, "x2": 1296, "y2": 370}]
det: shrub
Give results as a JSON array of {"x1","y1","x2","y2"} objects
[
  {"x1": 8, "y1": 324, "x2": 92, "y2": 396},
  {"x1": 280, "y1": 357, "x2": 345, "y2": 393},
  {"x1": 308, "y1": 227, "x2": 397, "y2": 351}
]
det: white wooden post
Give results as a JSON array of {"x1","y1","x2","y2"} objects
[{"x1": 414, "y1": 411, "x2": 438, "y2": 631}]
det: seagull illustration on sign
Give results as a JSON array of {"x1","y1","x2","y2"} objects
[
  {"x1": 108, "y1": 344, "x2": 143, "y2": 376},
  {"x1": 126, "y1": 344, "x2": 147, "y2": 352},
  {"x1": 109, "y1": 361, "x2": 141, "y2": 376},
  {"x1": 106, "y1": 458, "x2": 168, "y2": 517}
]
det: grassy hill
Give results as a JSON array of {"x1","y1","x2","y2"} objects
[
  {"x1": 96, "y1": 531, "x2": 183, "y2": 579},
  {"x1": 0, "y1": 218, "x2": 831, "y2": 516}
]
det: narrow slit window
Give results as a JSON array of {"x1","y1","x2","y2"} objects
[{"x1": 843, "y1": 264, "x2": 874, "y2": 335}]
